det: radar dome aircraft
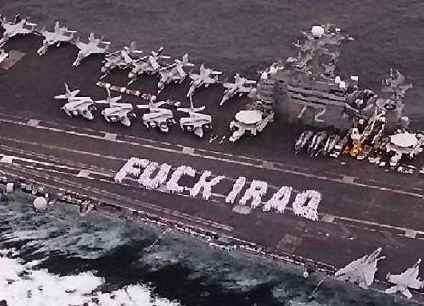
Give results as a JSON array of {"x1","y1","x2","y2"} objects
[
  {"x1": 386, "y1": 259, "x2": 424, "y2": 299},
  {"x1": 178, "y1": 97, "x2": 212, "y2": 138},
  {"x1": 128, "y1": 47, "x2": 171, "y2": 85},
  {"x1": 100, "y1": 41, "x2": 143, "y2": 79},
  {"x1": 157, "y1": 53, "x2": 195, "y2": 93},
  {"x1": 37, "y1": 21, "x2": 77, "y2": 55},
  {"x1": 187, "y1": 64, "x2": 222, "y2": 98},
  {"x1": 229, "y1": 102, "x2": 274, "y2": 142},
  {"x1": 0, "y1": 15, "x2": 37, "y2": 47},
  {"x1": 220, "y1": 74, "x2": 256, "y2": 106},
  {"x1": 137, "y1": 95, "x2": 176, "y2": 132},
  {"x1": 72, "y1": 33, "x2": 111, "y2": 67},
  {"x1": 100, "y1": 86, "x2": 136, "y2": 127}
]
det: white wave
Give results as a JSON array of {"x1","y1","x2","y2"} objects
[{"x1": 0, "y1": 252, "x2": 182, "y2": 306}]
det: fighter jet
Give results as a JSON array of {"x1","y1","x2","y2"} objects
[
  {"x1": 0, "y1": 49, "x2": 8, "y2": 64},
  {"x1": 137, "y1": 95, "x2": 176, "y2": 132},
  {"x1": 187, "y1": 64, "x2": 222, "y2": 98},
  {"x1": 54, "y1": 83, "x2": 97, "y2": 120},
  {"x1": 335, "y1": 248, "x2": 385, "y2": 289},
  {"x1": 220, "y1": 74, "x2": 256, "y2": 106},
  {"x1": 37, "y1": 21, "x2": 77, "y2": 56},
  {"x1": 157, "y1": 53, "x2": 194, "y2": 93},
  {"x1": 100, "y1": 87, "x2": 136, "y2": 127},
  {"x1": 100, "y1": 41, "x2": 143, "y2": 79},
  {"x1": 128, "y1": 47, "x2": 171, "y2": 85},
  {"x1": 0, "y1": 16, "x2": 37, "y2": 47},
  {"x1": 386, "y1": 259, "x2": 423, "y2": 299},
  {"x1": 72, "y1": 33, "x2": 111, "y2": 67},
  {"x1": 177, "y1": 98, "x2": 212, "y2": 138}
]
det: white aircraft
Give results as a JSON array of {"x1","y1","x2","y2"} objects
[
  {"x1": 100, "y1": 41, "x2": 143, "y2": 78},
  {"x1": 220, "y1": 74, "x2": 256, "y2": 106},
  {"x1": 386, "y1": 259, "x2": 424, "y2": 299},
  {"x1": 187, "y1": 64, "x2": 222, "y2": 98},
  {"x1": 177, "y1": 98, "x2": 212, "y2": 138},
  {"x1": 54, "y1": 83, "x2": 97, "y2": 120},
  {"x1": 0, "y1": 16, "x2": 37, "y2": 47},
  {"x1": 335, "y1": 248, "x2": 385, "y2": 289},
  {"x1": 0, "y1": 48, "x2": 8, "y2": 64},
  {"x1": 157, "y1": 53, "x2": 195, "y2": 93},
  {"x1": 128, "y1": 47, "x2": 171, "y2": 85},
  {"x1": 72, "y1": 33, "x2": 111, "y2": 67},
  {"x1": 37, "y1": 21, "x2": 77, "y2": 55},
  {"x1": 137, "y1": 95, "x2": 176, "y2": 132},
  {"x1": 229, "y1": 107, "x2": 274, "y2": 142},
  {"x1": 100, "y1": 87, "x2": 135, "y2": 127}
]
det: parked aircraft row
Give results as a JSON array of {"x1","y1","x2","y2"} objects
[
  {"x1": 0, "y1": 16, "x2": 258, "y2": 106},
  {"x1": 54, "y1": 83, "x2": 212, "y2": 137}
]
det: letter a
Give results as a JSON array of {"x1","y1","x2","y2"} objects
[{"x1": 263, "y1": 186, "x2": 292, "y2": 213}]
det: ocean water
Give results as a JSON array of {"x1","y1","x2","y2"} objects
[{"x1": 0, "y1": 194, "x2": 418, "y2": 306}]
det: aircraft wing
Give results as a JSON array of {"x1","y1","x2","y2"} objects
[
  {"x1": 88, "y1": 45, "x2": 106, "y2": 54},
  {"x1": 18, "y1": 27, "x2": 34, "y2": 34},
  {"x1": 43, "y1": 31, "x2": 56, "y2": 41},
  {"x1": 56, "y1": 33, "x2": 73, "y2": 42},
  {"x1": 103, "y1": 107, "x2": 131, "y2": 116},
  {"x1": 223, "y1": 82, "x2": 235, "y2": 89},
  {"x1": 238, "y1": 86, "x2": 254, "y2": 93},
  {"x1": 3, "y1": 24, "x2": 17, "y2": 35},
  {"x1": 75, "y1": 40, "x2": 87, "y2": 50},
  {"x1": 176, "y1": 66, "x2": 185, "y2": 76},
  {"x1": 66, "y1": 100, "x2": 91, "y2": 109}
]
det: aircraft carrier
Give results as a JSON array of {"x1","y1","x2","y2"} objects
[{"x1": 1, "y1": 17, "x2": 424, "y2": 303}]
